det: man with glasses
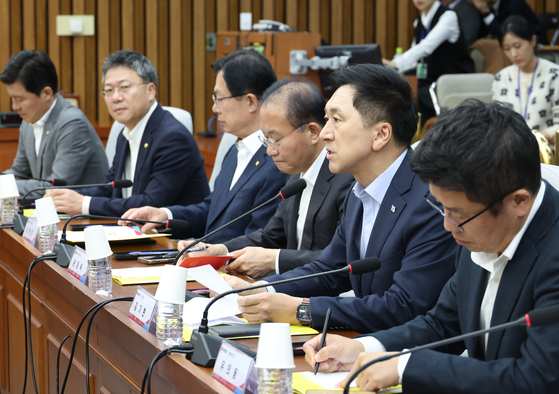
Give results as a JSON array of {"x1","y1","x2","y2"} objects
[
  {"x1": 222, "y1": 64, "x2": 457, "y2": 333},
  {"x1": 0, "y1": 50, "x2": 108, "y2": 198},
  {"x1": 182, "y1": 79, "x2": 354, "y2": 279},
  {"x1": 47, "y1": 50, "x2": 209, "y2": 216},
  {"x1": 303, "y1": 100, "x2": 559, "y2": 393},
  {"x1": 121, "y1": 50, "x2": 287, "y2": 243}
]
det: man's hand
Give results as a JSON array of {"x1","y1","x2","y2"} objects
[
  {"x1": 118, "y1": 206, "x2": 168, "y2": 233},
  {"x1": 472, "y1": 0, "x2": 491, "y2": 14},
  {"x1": 45, "y1": 189, "x2": 84, "y2": 215},
  {"x1": 382, "y1": 58, "x2": 397, "y2": 68},
  {"x1": 225, "y1": 247, "x2": 279, "y2": 278},
  {"x1": 303, "y1": 334, "x2": 364, "y2": 373},
  {"x1": 338, "y1": 352, "x2": 400, "y2": 392},
  {"x1": 177, "y1": 241, "x2": 227, "y2": 257},
  {"x1": 222, "y1": 275, "x2": 268, "y2": 295},
  {"x1": 237, "y1": 292, "x2": 301, "y2": 324}
]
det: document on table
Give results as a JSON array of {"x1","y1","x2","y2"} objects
[
  {"x1": 59, "y1": 226, "x2": 169, "y2": 243},
  {"x1": 293, "y1": 371, "x2": 401, "y2": 393}
]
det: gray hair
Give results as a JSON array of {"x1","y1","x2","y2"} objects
[{"x1": 102, "y1": 50, "x2": 158, "y2": 87}]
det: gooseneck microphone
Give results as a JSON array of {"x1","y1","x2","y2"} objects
[
  {"x1": 169, "y1": 178, "x2": 308, "y2": 264},
  {"x1": 53, "y1": 214, "x2": 189, "y2": 267},
  {"x1": 0, "y1": 171, "x2": 67, "y2": 186},
  {"x1": 342, "y1": 303, "x2": 559, "y2": 394},
  {"x1": 188, "y1": 257, "x2": 382, "y2": 367}
]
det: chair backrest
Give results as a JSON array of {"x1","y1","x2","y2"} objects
[
  {"x1": 104, "y1": 106, "x2": 193, "y2": 166},
  {"x1": 436, "y1": 73, "x2": 494, "y2": 112},
  {"x1": 208, "y1": 132, "x2": 237, "y2": 192},
  {"x1": 542, "y1": 164, "x2": 559, "y2": 191}
]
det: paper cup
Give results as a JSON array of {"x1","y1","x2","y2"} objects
[
  {"x1": 84, "y1": 225, "x2": 112, "y2": 260},
  {"x1": 154, "y1": 264, "x2": 188, "y2": 304},
  {"x1": 0, "y1": 174, "x2": 19, "y2": 198},
  {"x1": 35, "y1": 197, "x2": 60, "y2": 226},
  {"x1": 255, "y1": 323, "x2": 295, "y2": 369}
]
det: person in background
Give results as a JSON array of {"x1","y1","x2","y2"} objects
[
  {"x1": 492, "y1": 15, "x2": 559, "y2": 145},
  {"x1": 473, "y1": 0, "x2": 547, "y2": 44},
  {"x1": 120, "y1": 50, "x2": 287, "y2": 243},
  {"x1": 47, "y1": 50, "x2": 209, "y2": 216},
  {"x1": 383, "y1": 0, "x2": 474, "y2": 124},
  {"x1": 440, "y1": 0, "x2": 482, "y2": 46},
  {"x1": 0, "y1": 50, "x2": 108, "y2": 198},
  {"x1": 183, "y1": 79, "x2": 354, "y2": 279}
]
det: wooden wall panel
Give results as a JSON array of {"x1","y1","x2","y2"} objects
[{"x1": 2, "y1": 0, "x2": 559, "y2": 125}]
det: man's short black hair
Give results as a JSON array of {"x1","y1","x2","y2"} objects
[
  {"x1": 328, "y1": 64, "x2": 417, "y2": 147},
  {"x1": 410, "y1": 100, "x2": 541, "y2": 215},
  {"x1": 102, "y1": 50, "x2": 158, "y2": 87},
  {"x1": 0, "y1": 50, "x2": 58, "y2": 96},
  {"x1": 261, "y1": 78, "x2": 326, "y2": 128},
  {"x1": 211, "y1": 50, "x2": 277, "y2": 99}
]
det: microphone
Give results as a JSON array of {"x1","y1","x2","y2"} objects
[
  {"x1": 0, "y1": 172, "x2": 67, "y2": 186},
  {"x1": 168, "y1": 179, "x2": 307, "y2": 263},
  {"x1": 53, "y1": 214, "x2": 189, "y2": 268},
  {"x1": 188, "y1": 257, "x2": 381, "y2": 367},
  {"x1": 341, "y1": 303, "x2": 559, "y2": 394}
]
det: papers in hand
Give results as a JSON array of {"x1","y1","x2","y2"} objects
[{"x1": 183, "y1": 265, "x2": 241, "y2": 324}]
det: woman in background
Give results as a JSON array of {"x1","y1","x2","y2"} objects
[{"x1": 493, "y1": 15, "x2": 559, "y2": 144}]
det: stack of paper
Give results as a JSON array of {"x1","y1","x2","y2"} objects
[
  {"x1": 112, "y1": 266, "x2": 194, "y2": 285},
  {"x1": 293, "y1": 372, "x2": 401, "y2": 393}
]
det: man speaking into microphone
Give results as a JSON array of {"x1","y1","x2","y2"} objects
[
  {"x1": 223, "y1": 64, "x2": 457, "y2": 334},
  {"x1": 304, "y1": 101, "x2": 559, "y2": 393}
]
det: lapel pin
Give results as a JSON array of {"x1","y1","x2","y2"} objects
[
  {"x1": 255, "y1": 161, "x2": 260, "y2": 166},
  {"x1": 46, "y1": 130, "x2": 50, "y2": 135},
  {"x1": 144, "y1": 143, "x2": 148, "y2": 148},
  {"x1": 391, "y1": 205, "x2": 396, "y2": 213}
]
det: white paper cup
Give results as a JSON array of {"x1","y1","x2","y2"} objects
[
  {"x1": 84, "y1": 225, "x2": 113, "y2": 260},
  {"x1": 255, "y1": 323, "x2": 295, "y2": 369},
  {"x1": 154, "y1": 264, "x2": 188, "y2": 304},
  {"x1": 35, "y1": 197, "x2": 60, "y2": 226},
  {"x1": 0, "y1": 174, "x2": 19, "y2": 198}
]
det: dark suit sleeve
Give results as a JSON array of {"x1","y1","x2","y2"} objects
[
  {"x1": 167, "y1": 195, "x2": 213, "y2": 239},
  {"x1": 84, "y1": 125, "x2": 205, "y2": 216}
]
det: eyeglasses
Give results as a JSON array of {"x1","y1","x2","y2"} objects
[
  {"x1": 212, "y1": 93, "x2": 247, "y2": 109},
  {"x1": 259, "y1": 123, "x2": 308, "y2": 150},
  {"x1": 424, "y1": 188, "x2": 519, "y2": 232},
  {"x1": 101, "y1": 82, "x2": 147, "y2": 98}
]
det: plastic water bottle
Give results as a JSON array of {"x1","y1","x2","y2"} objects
[
  {"x1": 38, "y1": 223, "x2": 57, "y2": 253},
  {"x1": 88, "y1": 256, "x2": 113, "y2": 296},
  {"x1": 257, "y1": 368, "x2": 293, "y2": 394},
  {"x1": 393, "y1": 46, "x2": 403, "y2": 62},
  {"x1": 1, "y1": 197, "x2": 17, "y2": 225},
  {"x1": 156, "y1": 301, "x2": 183, "y2": 347}
]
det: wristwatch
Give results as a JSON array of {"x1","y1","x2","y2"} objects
[{"x1": 296, "y1": 298, "x2": 312, "y2": 326}]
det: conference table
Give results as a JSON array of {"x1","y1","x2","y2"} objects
[{"x1": 0, "y1": 220, "x2": 352, "y2": 394}]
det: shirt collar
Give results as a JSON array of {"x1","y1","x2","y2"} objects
[
  {"x1": 301, "y1": 148, "x2": 327, "y2": 187},
  {"x1": 471, "y1": 180, "x2": 546, "y2": 273},
  {"x1": 491, "y1": 0, "x2": 500, "y2": 13},
  {"x1": 236, "y1": 129, "x2": 264, "y2": 156},
  {"x1": 421, "y1": 1, "x2": 441, "y2": 29},
  {"x1": 447, "y1": 0, "x2": 461, "y2": 9},
  {"x1": 353, "y1": 149, "x2": 408, "y2": 205},
  {"x1": 33, "y1": 96, "x2": 57, "y2": 128},
  {"x1": 122, "y1": 101, "x2": 158, "y2": 144}
]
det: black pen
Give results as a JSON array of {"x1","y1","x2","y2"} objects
[{"x1": 314, "y1": 307, "x2": 332, "y2": 375}]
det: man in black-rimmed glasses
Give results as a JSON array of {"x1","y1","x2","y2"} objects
[{"x1": 304, "y1": 100, "x2": 559, "y2": 394}]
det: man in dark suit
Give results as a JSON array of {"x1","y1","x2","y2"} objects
[
  {"x1": 442, "y1": 0, "x2": 482, "y2": 46},
  {"x1": 182, "y1": 79, "x2": 354, "y2": 278},
  {"x1": 47, "y1": 50, "x2": 209, "y2": 216},
  {"x1": 473, "y1": 0, "x2": 547, "y2": 44},
  {"x1": 1, "y1": 50, "x2": 108, "y2": 198},
  {"x1": 304, "y1": 101, "x2": 559, "y2": 393},
  {"x1": 121, "y1": 51, "x2": 287, "y2": 243},
  {"x1": 223, "y1": 64, "x2": 457, "y2": 333}
]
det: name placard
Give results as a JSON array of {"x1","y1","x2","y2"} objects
[{"x1": 212, "y1": 341, "x2": 255, "y2": 394}]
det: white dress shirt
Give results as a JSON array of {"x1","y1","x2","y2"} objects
[
  {"x1": 82, "y1": 101, "x2": 158, "y2": 214},
  {"x1": 273, "y1": 149, "x2": 327, "y2": 274},
  {"x1": 393, "y1": 1, "x2": 460, "y2": 73},
  {"x1": 357, "y1": 180, "x2": 546, "y2": 384},
  {"x1": 31, "y1": 97, "x2": 57, "y2": 156}
]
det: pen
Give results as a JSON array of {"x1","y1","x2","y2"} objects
[
  {"x1": 314, "y1": 307, "x2": 332, "y2": 375},
  {"x1": 186, "y1": 245, "x2": 210, "y2": 253}
]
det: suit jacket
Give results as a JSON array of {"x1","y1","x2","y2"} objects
[
  {"x1": 371, "y1": 182, "x2": 559, "y2": 393},
  {"x1": 223, "y1": 158, "x2": 354, "y2": 273},
  {"x1": 267, "y1": 151, "x2": 457, "y2": 333},
  {"x1": 6, "y1": 96, "x2": 108, "y2": 198},
  {"x1": 168, "y1": 143, "x2": 288, "y2": 243},
  {"x1": 479, "y1": 0, "x2": 547, "y2": 45},
  {"x1": 81, "y1": 104, "x2": 209, "y2": 216},
  {"x1": 453, "y1": 0, "x2": 482, "y2": 46}
]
